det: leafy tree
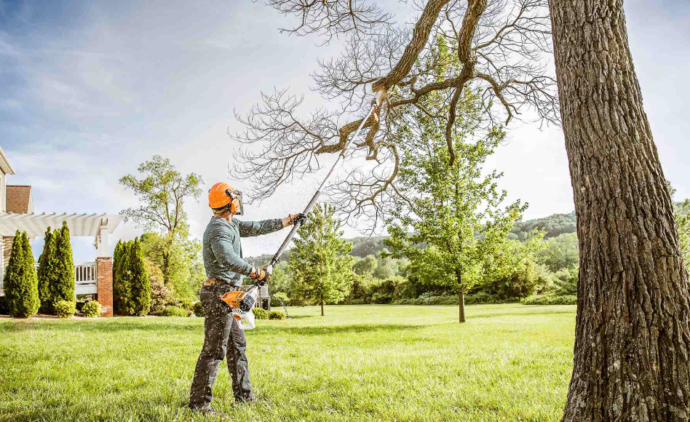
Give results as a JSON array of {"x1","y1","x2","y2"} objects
[
  {"x1": 372, "y1": 254, "x2": 397, "y2": 280},
  {"x1": 290, "y1": 204, "x2": 353, "y2": 316},
  {"x1": 139, "y1": 232, "x2": 204, "y2": 301},
  {"x1": 480, "y1": 234, "x2": 546, "y2": 300},
  {"x1": 537, "y1": 232, "x2": 579, "y2": 273},
  {"x1": 385, "y1": 62, "x2": 525, "y2": 322},
  {"x1": 552, "y1": 267, "x2": 579, "y2": 297},
  {"x1": 36, "y1": 227, "x2": 57, "y2": 313},
  {"x1": 267, "y1": 261, "x2": 293, "y2": 303},
  {"x1": 4, "y1": 231, "x2": 39, "y2": 318},
  {"x1": 353, "y1": 255, "x2": 377, "y2": 276},
  {"x1": 113, "y1": 240, "x2": 132, "y2": 315},
  {"x1": 52, "y1": 222, "x2": 75, "y2": 305},
  {"x1": 128, "y1": 238, "x2": 151, "y2": 316},
  {"x1": 120, "y1": 155, "x2": 203, "y2": 285},
  {"x1": 676, "y1": 199, "x2": 690, "y2": 266}
]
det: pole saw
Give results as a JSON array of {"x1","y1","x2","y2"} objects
[{"x1": 221, "y1": 88, "x2": 387, "y2": 329}]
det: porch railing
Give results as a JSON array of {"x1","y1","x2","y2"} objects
[{"x1": 0, "y1": 262, "x2": 98, "y2": 298}]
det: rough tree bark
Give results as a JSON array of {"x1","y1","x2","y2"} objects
[{"x1": 549, "y1": 1, "x2": 690, "y2": 420}]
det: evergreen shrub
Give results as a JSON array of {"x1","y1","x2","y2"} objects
[
  {"x1": 4, "y1": 231, "x2": 40, "y2": 318},
  {"x1": 82, "y1": 301, "x2": 101, "y2": 318},
  {"x1": 55, "y1": 300, "x2": 76, "y2": 318},
  {"x1": 253, "y1": 308, "x2": 269, "y2": 320},
  {"x1": 158, "y1": 306, "x2": 188, "y2": 317},
  {"x1": 268, "y1": 310, "x2": 286, "y2": 320},
  {"x1": 192, "y1": 301, "x2": 204, "y2": 317}
]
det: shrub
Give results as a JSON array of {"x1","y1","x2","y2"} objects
[
  {"x1": 553, "y1": 267, "x2": 579, "y2": 297},
  {"x1": 4, "y1": 231, "x2": 40, "y2": 318},
  {"x1": 113, "y1": 241, "x2": 132, "y2": 315},
  {"x1": 128, "y1": 238, "x2": 151, "y2": 316},
  {"x1": 82, "y1": 301, "x2": 101, "y2": 318},
  {"x1": 253, "y1": 308, "x2": 269, "y2": 320},
  {"x1": 268, "y1": 311, "x2": 286, "y2": 320},
  {"x1": 521, "y1": 295, "x2": 577, "y2": 305},
  {"x1": 37, "y1": 227, "x2": 57, "y2": 314},
  {"x1": 193, "y1": 301, "x2": 205, "y2": 317},
  {"x1": 0, "y1": 297, "x2": 8, "y2": 315},
  {"x1": 176, "y1": 298, "x2": 194, "y2": 311},
  {"x1": 53, "y1": 223, "x2": 76, "y2": 307},
  {"x1": 272, "y1": 292, "x2": 289, "y2": 306},
  {"x1": 149, "y1": 280, "x2": 173, "y2": 313},
  {"x1": 157, "y1": 306, "x2": 188, "y2": 317},
  {"x1": 464, "y1": 292, "x2": 518, "y2": 305},
  {"x1": 55, "y1": 300, "x2": 76, "y2": 318}
]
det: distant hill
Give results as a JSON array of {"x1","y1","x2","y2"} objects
[
  {"x1": 509, "y1": 211, "x2": 577, "y2": 240},
  {"x1": 246, "y1": 211, "x2": 577, "y2": 261}
]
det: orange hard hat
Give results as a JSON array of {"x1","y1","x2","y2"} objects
[{"x1": 208, "y1": 182, "x2": 243, "y2": 214}]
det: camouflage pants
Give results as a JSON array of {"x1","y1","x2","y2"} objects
[{"x1": 189, "y1": 284, "x2": 253, "y2": 408}]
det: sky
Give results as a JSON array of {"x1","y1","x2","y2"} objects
[{"x1": 0, "y1": 0, "x2": 688, "y2": 262}]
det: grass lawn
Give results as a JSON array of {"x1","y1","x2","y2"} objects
[{"x1": 0, "y1": 304, "x2": 575, "y2": 421}]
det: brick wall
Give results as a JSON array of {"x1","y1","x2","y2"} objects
[{"x1": 96, "y1": 257, "x2": 113, "y2": 317}]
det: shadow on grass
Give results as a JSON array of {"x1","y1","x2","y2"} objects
[
  {"x1": 254, "y1": 324, "x2": 425, "y2": 337},
  {"x1": 0, "y1": 318, "x2": 201, "y2": 333},
  {"x1": 469, "y1": 309, "x2": 575, "y2": 320}
]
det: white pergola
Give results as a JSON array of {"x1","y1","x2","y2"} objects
[{"x1": 0, "y1": 212, "x2": 123, "y2": 256}]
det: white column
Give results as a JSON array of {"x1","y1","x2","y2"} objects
[{"x1": 98, "y1": 227, "x2": 110, "y2": 257}]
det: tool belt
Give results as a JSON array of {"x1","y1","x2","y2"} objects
[{"x1": 203, "y1": 277, "x2": 235, "y2": 287}]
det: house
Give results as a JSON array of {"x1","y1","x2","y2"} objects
[{"x1": 0, "y1": 146, "x2": 121, "y2": 316}]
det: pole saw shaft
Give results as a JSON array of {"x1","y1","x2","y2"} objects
[{"x1": 269, "y1": 93, "x2": 383, "y2": 267}]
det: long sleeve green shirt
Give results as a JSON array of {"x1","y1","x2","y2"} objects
[{"x1": 202, "y1": 216, "x2": 284, "y2": 287}]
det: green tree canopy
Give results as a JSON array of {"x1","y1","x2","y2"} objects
[
  {"x1": 290, "y1": 204, "x2": 354, "y2": 316},
  {"x1": 385, "y1": 38, "x2": 526, "y2": 322},
  {"x1": 120, "y1": 155, "x2": 203, "y2": 285},
  {"x1": 537, "y1": 233, "x2": 579, "y2": 272}
]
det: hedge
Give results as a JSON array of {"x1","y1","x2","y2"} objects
[
  {"x1": 157, "y1": 306, "x2": 188, "y2": 317},
  {"x1": 521, "y1": 295, "x2": 577, "y2": 305}
]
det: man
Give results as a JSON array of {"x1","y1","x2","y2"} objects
[{"x1": 189, "y1": 182, "x2": 304, "y2": 414}]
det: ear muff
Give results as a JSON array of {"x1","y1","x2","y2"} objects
[{"x1": 226, "y1": 189, "x2": 244, "y2": 216}]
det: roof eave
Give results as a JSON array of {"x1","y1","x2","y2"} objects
[{"x1": 0, "y1": 146, "x2": 16, "y2": 175}]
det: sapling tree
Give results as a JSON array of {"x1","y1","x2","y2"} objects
[
  {"x1": 385, "y1": 83, "x2": 524, "y2": 322},
  {"x1": 290, "y1": 204, "x2": 353, "y2": 316}
]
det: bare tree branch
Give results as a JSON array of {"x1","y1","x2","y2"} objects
[{"x1": 237, "y1": 0, "x2": 559, "y2": 229}]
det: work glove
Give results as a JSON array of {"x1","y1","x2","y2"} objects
[
  {"x1": 288, "y1": 213, "x2": 307, "y2": 226},
  {"x1": 250, "y1": 266, "x2": 271, "y2": 285}
]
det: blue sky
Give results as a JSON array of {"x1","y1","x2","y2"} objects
[{"x1": 1, "y1": 0, "x2": 689, "y2": 262}]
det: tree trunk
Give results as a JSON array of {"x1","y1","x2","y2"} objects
[
  {"x1": 320, "y1": 294, "x2": 324, "y2": 317},
  {"x1": 458, "y1": 288, "x2": 466, "y2": 324},
  {"x1": 162, "y1": 250, "x2": 170, "y2": 285},
  {"x1": 548, "y1": 1, "x2": 690, "y2": 420}
]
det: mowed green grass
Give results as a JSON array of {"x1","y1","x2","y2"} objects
[{"x1": 0, "y1": 304, "x2": 575, "y2": 422}]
